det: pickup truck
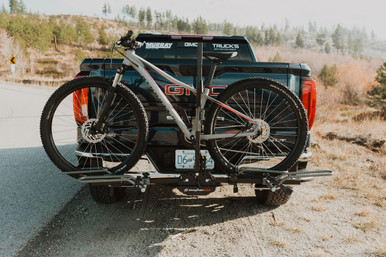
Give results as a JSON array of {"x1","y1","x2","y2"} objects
[{"x1": 74, "y1": 33, "x2": 318, "y2": 205}]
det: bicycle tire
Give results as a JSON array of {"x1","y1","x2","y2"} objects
[
  {"x1": 204, "y1": 77, "x2": 308, "y2": 174},
  {"x1": 40, "y1": 77, "x2": 148, "y2": 176}
]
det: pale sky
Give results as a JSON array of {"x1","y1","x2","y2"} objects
[{"x1": 1, "y1": 0, "x2": 385, "y2": 39}]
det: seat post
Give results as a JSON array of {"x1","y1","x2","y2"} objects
[
  {"x1": 194, "y1": 42, "x2": 203, "y2": 174},
  {"x1": 204, "y1": 62, "x2": 218, "y2": 89}
]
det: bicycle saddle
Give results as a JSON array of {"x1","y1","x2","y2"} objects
[{"x1": 203, "y1": 51, "x2": 238, "y2": 64}]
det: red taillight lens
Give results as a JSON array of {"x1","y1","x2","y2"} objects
[
  {"x1": 302, "y1": 78, "x2": 317, "y2": 129},
  {"x1": 73, "y1": 88, "x2": 88, "y2": 125},
  {"x1": 73, "y1": 74, "x2": 88, "y2": 125}
]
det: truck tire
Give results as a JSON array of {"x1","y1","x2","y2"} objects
[{"x1": 255, "y1": 188, "x2": 292, "y2": 206}]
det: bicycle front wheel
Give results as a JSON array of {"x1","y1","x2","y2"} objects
[
  {"x1": 40, "y1": 77, "x2": 148, "y2": 176},
  {"x1": 205, "y1": 78, "x2": 308, "y2": 174}
]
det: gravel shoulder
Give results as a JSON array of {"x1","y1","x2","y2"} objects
[{"x1": 17, "y1": 168, "x2": 385, "y2": 257}]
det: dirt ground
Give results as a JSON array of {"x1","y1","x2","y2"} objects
[{"x1": 17, "y1": 165, "x2": 385, "y2": 257}]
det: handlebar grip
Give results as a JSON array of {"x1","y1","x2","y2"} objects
[
  {"x1": 120, "y1": 30, "x2": 133, "y2": 43},
  {"x1": 123, "y1": 30, "x2": 133, "y2": 40}
]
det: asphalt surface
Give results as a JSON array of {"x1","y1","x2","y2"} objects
[{"x1": 0, "y1": 83, "x2": 83, "y2": 256}]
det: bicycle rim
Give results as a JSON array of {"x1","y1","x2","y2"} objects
[
  {"x1": 205, "y1": 78, "x2": 308, "y2": 173},
  {"x1": 41, "y1": 78, "x2": 147, "y2": 173}
]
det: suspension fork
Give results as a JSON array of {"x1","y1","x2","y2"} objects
[{"x1": 92, "y1": 66, "x2": 125, "y2": 133}]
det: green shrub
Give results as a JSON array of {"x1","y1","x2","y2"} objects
[
  {"x1": 319, "y1": 64, "x2": 338, "y2": 87},
  {"x1": 75, "y1": 48, "x2": 86, "y2": 62},
  {"x1": 368, "y1": 62, "x2": 386, "y2": 114},
  {"x1": 98, "y1": 26, "x2": 109, "y2": 46},
  {"x1": 76, "y1": 19, "x2": 93, "y2": 45}
]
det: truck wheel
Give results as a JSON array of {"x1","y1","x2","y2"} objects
[
  {"x1": 89, "y1": 184, "x2": 125, "y2": 204},
  {"x1": 255, "y1": 188, "x2": 292, "y2": 206}
]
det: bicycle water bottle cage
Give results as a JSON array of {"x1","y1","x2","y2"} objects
[{"x1": 203, "y1": 52, "x2": 238, "y2": 64}]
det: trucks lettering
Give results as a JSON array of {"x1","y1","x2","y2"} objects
[{"x1": 212, "y1": 43, "x2": 239, "y2": 50}]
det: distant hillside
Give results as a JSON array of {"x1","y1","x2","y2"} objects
[{"x1": 0, "y1": 11, "x2": 384, "y2": 110}]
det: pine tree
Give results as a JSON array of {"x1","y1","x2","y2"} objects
[
  {"x1": 138, "y1": 8, "x2": 145, "y2": 28},
  {"x1": 332, "y1": 24, "x2": 344, "y2": 53},
  {"x1": 275, "y1": 32, "x2": 282, "y2": 46},
  {"x1": 192, "y1": 16, "x2": 208, "y2": 34},
  {"x1": 76, "y1": 19, "x2": 93, "y2": 45},
  {"x1": 368, "y1": 63, "x2": 386, "y2": 114},
  {"x1": 295, "y1": 32, "x2": 304, "y2": 48},
  {"x1": 146, "y1": 7, "x2": 152, "y2": 29},
  {"x1": 245, "y1": 26, "x2": 257, "y2": 43},
  {"x1": 325, "y1": 42, "x2": 331, "y2": 53},
  {"x1": 9, "y1": 0, "x2": 19, "y2": 14},
  {"x1": 98, "y1": 26, "x2": 108, "y2": 45},
  {"x1": 102, "y1": 3, "x2": 111, "y2": 17},
  {"x1": 256, "y1": 31, "x2": 264, "y2": 46},
  {"x1": 18, "y1": 0, "x2": 25, "y2": 13},
  {"x1": 284, "y1": 18, "x2": 289, "y2": 31},
  {"x1": 316, "y1": 32, "x2": 326, "y2": 51},
  {"x1": 177, "y1": 18, "x2": 190, "y2": 33},
  {"x1": 223, "y1": 20, "x2": 233, "y2": 35},
  {"x1": 165, "y1": 10, "x2": 172, "y2": 31}
]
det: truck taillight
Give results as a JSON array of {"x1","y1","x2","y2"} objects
[
  {"x1": 302, "y1": 78, "x2": 317, "y2": 129},
  {"x1": 73, "y1": 73, "x2": 89, "y2": 124},
  {"x1": 73, "y1": 88, "x2": 88, "y2": 125}
]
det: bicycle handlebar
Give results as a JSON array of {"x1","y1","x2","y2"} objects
[
  {"x1": 116, "y1": 30, "x2": 142, "y2": 49},
  {"x1": 119, "y1": 30, "x2": 133, "y2": 44}
]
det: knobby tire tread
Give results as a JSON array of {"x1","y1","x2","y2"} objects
[
  {"x1": 204, "y1": 77, "x2": 308, "y2": 174},
  {"x1": 40, "y1": 77, "x2": 148, "y2": 176}
]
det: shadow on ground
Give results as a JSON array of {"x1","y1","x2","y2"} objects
[{"x1": 18, "y1": 183, "x2": 274, "y2": 256}]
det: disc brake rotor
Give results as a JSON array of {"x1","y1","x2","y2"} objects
[
  {"x1": 248, "y1": 119, "x2": 270, "y2": 144},
  {"x1": 81, "y1": 118, "x2": 106, "y2": 143}
]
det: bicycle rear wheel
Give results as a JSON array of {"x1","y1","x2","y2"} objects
[
  {"x1": 40, "y1": 77, "x2": 148, "y2": 176},
  {"x1": 205, "y1": 78, "x2": 308, "y2": 175}
]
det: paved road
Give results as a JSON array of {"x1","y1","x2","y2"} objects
[{"x1": 0, "y1": 83, "x2": 83, "y2": 256}]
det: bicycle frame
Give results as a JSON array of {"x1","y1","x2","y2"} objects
[{"x1": 114, "y1": 47, "x2": 261, "y2": 141}]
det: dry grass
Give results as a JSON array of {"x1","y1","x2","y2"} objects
[
  {"x1": 310, "y1": 205, "x2": 326, "y2": 212},
  {"x1": 356, "y1": 209, "x2": 371, "y2": 217},
  {"x1": 353, "y1": 221, "x2": 379, "y2": 232},
  {"x1": 311, "y1": 102, "x2": 386, "y2": 208},
  {"x1": 373, "y1": 245, "x2": 386, "y2": 257},
  {"x1": 270, "y1": 239, "x2": 287, "y2": 248},
  {"x1": 320, "y1": 193, "x2": 337, "y2": 202},
  {"x1": 344, "y1": 234, "x2": 362, "y2": 243},
  {"x1": 270, "y1": 220, "x2": 302, "y2": 234}
]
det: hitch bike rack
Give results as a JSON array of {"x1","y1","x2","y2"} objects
[{"x1": 62, "y1": 168, "x2": 333, "y2": 194}]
